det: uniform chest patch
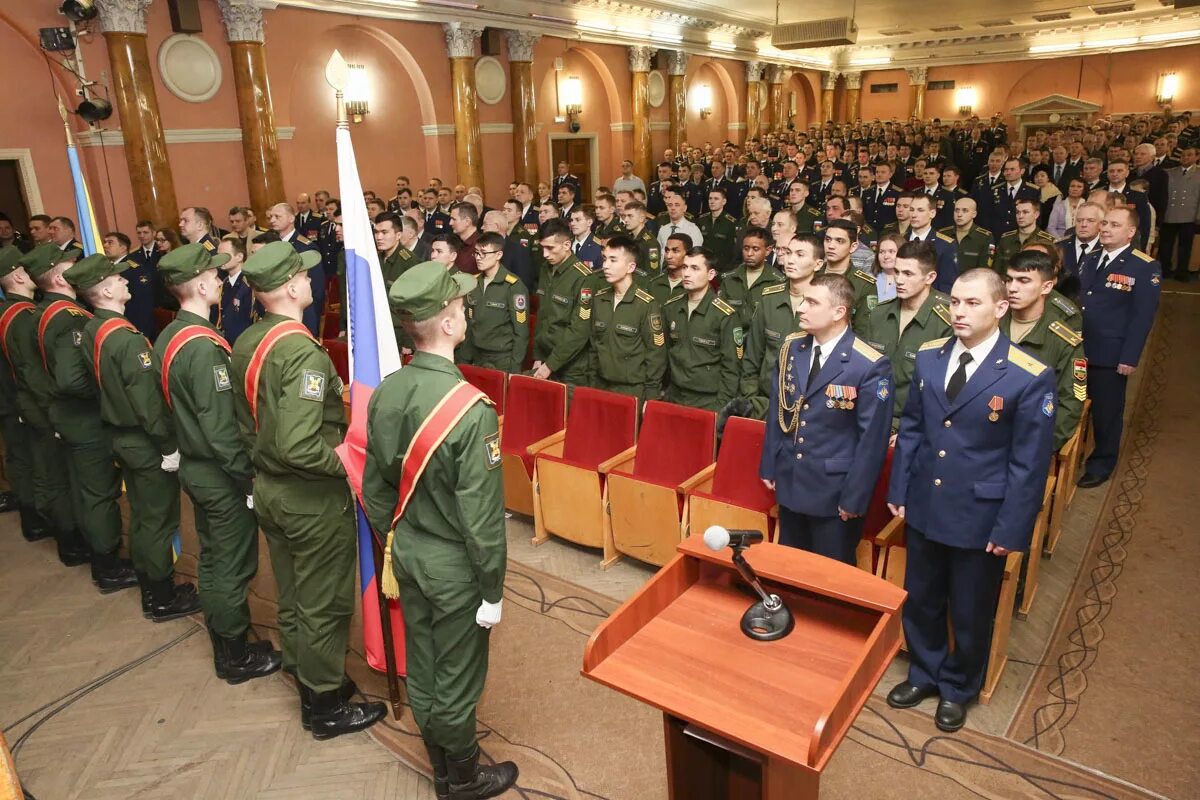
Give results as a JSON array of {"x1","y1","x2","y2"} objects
[
  {"x1": 485, "y1": 301, "x2": 507, "y2": 310},
  {"x1": 301, "y1": 369, "x2": 326, "y2": 401},
  {"x1": 616, "y1": 323, "x2": 638, "y2": 334},
  {"x1": 514, "y1": 294, "x2": 527, "y2": 311},
  {"x1": 213, "y1": 365, "x2": 232, "y2": 392},
  {"x1": 72, "y1": 330, "x2": 82, "y2": 346},
  {"x1": 483, "y1": 431, "x2": 501, "y2": 470},
  {"x1": 1042, "y1": 392, "x2": 1055, "y2": 418},
  {"x1": 877, "y1": 379, "x2": 890, "y2": 401},
  {"x1": 137, "y1": 351, "x2": 153, "y2": 369}
]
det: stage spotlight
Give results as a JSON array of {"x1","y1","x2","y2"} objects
[
  {"x1": 59, "y1": 1, "x2": 98, "y2": 23},
  {"x1": 77, "y1": 97, "x2": 112, "y2": 123}
]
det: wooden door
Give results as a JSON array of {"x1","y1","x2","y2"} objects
[
  {"x1": 551, "y1": 138, "x2": 592, "y2": 197},
  {"x1": 0, "y1": 161, "x2": 30, "y2": 229}
]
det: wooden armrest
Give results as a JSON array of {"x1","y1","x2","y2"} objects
[
  {"x1": 874, "y1": 515, "x2": 906, "y2": 546},
  {"x1": 598, "y1": 445, "x2": 638, "y2": 475},
  {"x1": 1003, "y1": 551, "x2": 1022, "y2": 576},
  {"x1": 1043, "y1": 474, "x2": 1057, "y2": 503},
  {"x1": 677, "y1": 463, "x2": 717, "y2": 494},
  {"x1": 769, "y1": 504, "x2": 779, "y2": 519},
  {"x1": 526, "y1": 428, "x2": 566, "y2": 456}
]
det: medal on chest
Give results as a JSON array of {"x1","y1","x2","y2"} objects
[{"x1": 988, "y1": 395, "x2": 1003, "y2": 422}]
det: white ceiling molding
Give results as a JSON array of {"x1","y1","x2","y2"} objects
[{"x1": 76, "y1": 127, "x2": 296, "y2": 146}]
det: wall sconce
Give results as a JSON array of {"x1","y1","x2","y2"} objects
[
  {"x1": 1156, "y1": 72, "x2": 1178, "y2": 106},
  {"x1": 345, "y1": 63, "x2": 370, "y2": 123},
  {"x1": 561, "y1": 75, "x2": 583, "y2": 132},
  {"x1": 695, "y1": 84, "x2": 713, "y2": 118},
  {"x1": 955, "y1": 86, "x2": 977, "y2": 117}
]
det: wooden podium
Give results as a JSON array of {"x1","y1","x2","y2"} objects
[{"x1": 582, "y1": 536, "x2": 906, "y2": 800}]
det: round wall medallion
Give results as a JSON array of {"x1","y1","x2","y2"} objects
[
  {"x1": 158, "y1": 34, "x2": 222, "y2": 104},
  {"x1": 648, "y1": 71, "x2": 666, "y2": 108},
  {"x1": 475, "y1": 56, "x2": 507, "y2": 104},
  {"x1": 1048, "y1": 112, "x2": 1062, "y2": 123}
]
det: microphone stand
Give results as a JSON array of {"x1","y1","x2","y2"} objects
[{"x1": 731, "y1": 545, "x2": 794, "y2": 641}]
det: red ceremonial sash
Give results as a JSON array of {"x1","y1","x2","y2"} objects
[
  {"x1": 244, "y1": 320, "x2": 315, "y2": 429},
  {"x1": 37, "y1": 300, "x2": 92, "y2": 371},
  {"x1": 160, "y1": 324, "x2": 232, "y2": 410},
  {"x1": 0, "y1": 301, "x2": 35, "y2": 378},
  {"x1": 92, "y1": 317, "x2": 141, "y2": 387}
]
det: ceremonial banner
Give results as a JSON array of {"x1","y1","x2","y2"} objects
[{"x1": 65, "y1": 143, "x2": 103, "y2": 256}]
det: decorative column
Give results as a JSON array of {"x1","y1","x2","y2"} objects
[
  {"x1": 843, "y1": 71, "x2": 862, "y2": 123},
  {"x1": 744, "y1": 60, "x2": 763, "y2": 143},
  {"x1": 906, "y1": 66, "x2": 928, "y2": 120},
  {"x1": 506, "y1": 31, "x2": 540, "y2": 187},
  {"x1": 666, "y1": 50, "x2": 688, "y2": 153},
  {"x1": 444, "y1": 23, "x2": 485, "y2": 192},
  {"x1": 629, "y1": 46, "x2": 653, "y2": 182},
  {"x1": 218, "y1": 0, "x2": 284, "y2": 220},
  {"x1": 96, "y1": 0, "x2": 178, "y2": 227},
  {"x1": 821, "y1": 71, "x2": 838, "y2": 123},
  {"x1": 765, "y1": 64, "x2": 785, "y2": 132}
]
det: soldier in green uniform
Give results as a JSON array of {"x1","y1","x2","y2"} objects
[
  {"x1": 25, "y1": 245, "x2": 122, "y2": 572},
  {"x1": 646, "y1": 231, "x2": 690, "y2": 305},
  {"x1": 458, "y1": 231, "x2": 529, "y2": 372},
  {"x1": 615, "y1": 201, "x2": 661, "y2": 282},
  {"x1": 994, "y1": 198, "x2": 1056, "y2": 274},
  {"x1": 0, "y1": 246, "x2": 41, "y2": 541},
  {"x1": 1003, "y1": 250, "x2": 1086, "y2": 450},
  {"x1": 362, "y1": 261, "x2": 518, "y2": 800},
  {"x1": 155, "y1": 244, "x2": 281, "y2": 682},
  {"x1": 819, "y1": 219, "x2": 879, "y2": 322},
  {"x1": 70, "y1": 254, "x2": 199, "y2": 615},
  {"x1": 230, "y1": 241, "x2": 385, "y2": 739},
  {"x1": 786, "y1": 182, "x2": 824, "y2": 235},
  {"x1": 375, "y1": 212, "x2": 419, "y2": 350},
  {"x1": 941, "y1": 197, "x2": 994, "y2": 270},
  {"x1": 880, "y1": 193, "x2": 913, "y2": 238},
  {"x1": 695, "y1": 187, "x2": 739, "y2": 269},
  {"x1": 530, "y1": 219, "x2": 594, "y2": 386},
  {"x1": 718, "y1": 226, "x2": 784, "y2": 326},
  {"x1": 662, "y1": 248, "x2": 741, "y2": 411},
  {"x1": 857, "y1": 241, "x2": 953, "y2": 432},
  {"x1": 592, "y1": 193, "x2": 625, "y2": 244}
]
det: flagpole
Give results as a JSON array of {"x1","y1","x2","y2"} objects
[
  {"x1": 57, "y1": 96, "x2": 75, "y2": 146},
  {"x1": 326, "y1": 51, "x2": 403, "y2": 721}
]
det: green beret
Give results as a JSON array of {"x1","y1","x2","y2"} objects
[
  {"x1": 388, "y1": 261, "x2": 475, "y2": 321},
  {"x1": 63, "y1": 253, "x2": 129, "y2": 291},
  {"x1": 17, "y1": 243, "x2": 72, "y2": 278},
  {"x1": 241, "y1": 241, "x2": 322, "y2": 292},
  {"x1": 0, "y1": 245, "x2": 22, "y2": 279},
  {"x1": 158, "y1": 242, "x2": 231, "y2": 286}
]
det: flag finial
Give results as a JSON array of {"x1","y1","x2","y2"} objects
[
  {"x1": 56, "y1": 96, "x2": 75, "y2": 146},
  {"x1": 325, "y1": 50, "x2": 350, "y2": 129}
]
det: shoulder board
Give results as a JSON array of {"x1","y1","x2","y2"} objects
[
  {"x1": 1036, "y1": 230, "x2": 1056, "y2": 241},
  {"x1": 1132, "y1": 249, "x2": 1153, "y2": 262},
  {"x1": 297, "y1": 235, "x2": 312, "y2": 244},
  {"x1": 201, "y1": 240, "x2": 216, "y2": 252},
  {"x1": 975, "y1": 226, "x2": 992, "y2": 236},
  {"x1": 853, "y1": 269, "x2": 875, "y2": 284},
  {"x1": 920, "y1": 336, "x2": 950, "y2": 352},
  {"x1": 1054, "y1": 235, "x2": 1070, "y2": 244},
  {"x1": 937, "y1": 226, "x2": 955, "y2": 235},
  {"x1": 1024, "y1": 182, "x2": 1038, "y2": 190},
  {"x1": 933, "y1": 303, "x2": 951, "y2": 325},
  {"x1": 1050, "y1": 294, "x2": 1079, "y2": 317},
  {"x1": 1049, "y1": 319, "x2": 1083, "y2": 347},
  {"x1": 572, "y1": 261, "x2": 591, "y2": 276},
  {"x1": 1008, "y1": 345, "x2": 1047, "y2": 376},
  {"x1": 723, "y1": 214, "x2": 737, "y2": 222},
  {"x1": 936, "y1": 231, "x2": 954, "y2": 244},
  {"x1": 504, "y1": 273, "x2": 518, "y2": 284},
  {"x1": 712, "y1": 296, "x2": 735, "y2": 315},
  {"x1": 1001, "y1": 230, "x2": 1018, "y2": 238},
  {"x1": 663, "y1": 294, "x2": 686, "y2": 305},
  {"x1": 852, "y1": 338, "x2": 883, "y2": 363},
  {"x1": 634, "y1": 288, "x2": 655, "y2": 303},
  {"x1": 761, "y1": 283, "x2": 787, "y2": 296},
  {"x1": 640, "y1": 231, "x2": 655, "y2": 242}
]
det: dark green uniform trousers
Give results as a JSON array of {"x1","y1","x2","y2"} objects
[
  {"x1": 394, "y1": 535, "x2": 490, "y2": 759},
  {"x1": 254, "y1": 474, "x2": 355, "y2": 693},
  {"x1": 179, "y1": 458, "x2": 258, "y2": 638},
  {"x1": 1, "y1": 414, "x2": 34, "y2": 507},
  {"x1": 28, "y1": 426, "x2": 72, "y2": 532},
  {"x1": 110, "y1": 427, "x2": 180, "y2": 580},
  {"x1": 664, "y1": 386, "x2": 723, "y2": 412},
  {"x1": 62, "y1": 431, "x2": 124, "y2": 555}
]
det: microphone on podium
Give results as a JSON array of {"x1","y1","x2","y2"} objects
[{"x1": 702, "y1": 525, "x2": 794, "y2": 641}]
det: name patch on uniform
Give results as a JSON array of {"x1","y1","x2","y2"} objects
[
  {"x1": 483, "y1": 431, "x2": 501, "y2": 470},
  {"x1": 301, "y1": 369, "x2": 326, "y2": 401},
  {"x1": 213, "y1": 365, "x2": 232, "y2": 392},
  {"x1": 485, "y1": 301, "x2": 507, "y2": 310},
  {"x1": 137, "y1": 351, "x2": 153, "y2": 370},
  {"x1": 616, "y1": 323, "x2": 638, "y2": 334},
  {"x1": 692, "y1": 336, "x2": 717, "y2": 347},
  {"x1": 72, "y1": 330, "x2": 82, "y2": 346},
  {"x1": 1041, "y1": 392, "x2": 1055, "y2": 418}
]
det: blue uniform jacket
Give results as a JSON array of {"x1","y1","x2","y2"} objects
[
  {"x1": 760, "y1": 328, "x2": 894, "y2": 518},
  {"x1": 1078, "y1": 246, "x2": 1162, "y2": 368},
  {"x1": 121, "y1": 252, "x2": 158, "y2": 338},
  {"x1": 887, "y1": 334, "x2": 1056, "y2": 552},
  {"x1": 865, "y1": 185, "x2": 902, "y2": 231},
  {"x1": 213, "y1": 272, "x2": 260, "y2": 344},
  {"x1": 573, "y1": 235, "x2": 603, "y2": 272},
  {"x1": 907, "y1": 230, "x2": 960, "y2": 294}
]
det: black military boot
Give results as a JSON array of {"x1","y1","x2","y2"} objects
[
  {"x1": 308, "y1": 687, "x2": 386, "y2": 741},
  {"x1": 217, "y1": 631, "x2": 282, "y2": 685},
  {"x1": 0, "y1": 491, "x2": 18, "y2": 513},
  {"x1": 135, "y1": 571, "x2": 154, "y2": 618},
  {"x1": 147, "y1": 578, "x2": 201, "y2": 622},
  {"x1": 55, "y1": 527, "x2": 91, "y2": 567},
  {"x1": 19, "y1": 507, "x2": 51, "y2": 542},
  {"x1": 424, "y1": 741, "x2": 450, "y2": 799},
  {"x1": 91, "y1": 549, "x2": 138, "y2": 593},
  {"x1": 446, "y1": 747, "x2": 518, "y2": 800},
  {"x1": 288, "y1": 669, "x2": 357, "y2": 730}
]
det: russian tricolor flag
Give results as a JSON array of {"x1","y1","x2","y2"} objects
[{"x1": 331, "y1": 122, "x2": 406, "y2": 675}]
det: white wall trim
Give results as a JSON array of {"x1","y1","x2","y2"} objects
[
  {"x1": 548, "y1": 132, "x2": 601, "y2": 196},
  {"x1": 609, "y1": 122, "x2": 633, "y2": 132},
  {"x1": 0, "y1": 148, "x2": 42, "y2": 215},
  {"x1": 421, "y1": 123, "x2": 457, "y2": 137},
  {"x1": 650, "y1": 121, "x2": 670, "y2": 132},
  {"x1": 76, "y1": 127, "x2": 296, "y2": 146},
  {"x1": 480, "y1": 122, "x2": 514, "y2": 134},
  {"x1": 727, "y1": 122, "x2": 747, "y2": 130}
]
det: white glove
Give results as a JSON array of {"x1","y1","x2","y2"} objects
[
  {"x1": 160, "y1": 450, "x2": 181, "y2": 472},
  {"x1": 246, "y1": 495, "x2": 255, "y2": 510},
  {"x1": 475, "y1": 599, "x2": 503, "y2": 629}
]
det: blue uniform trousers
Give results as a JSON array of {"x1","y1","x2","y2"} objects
[
  {"x1": 902, "y1": 526, "x2": 1006, "y2": 704},
  {"x1": 777, "y1": 506, "x2": 863, "y2": 566},
  {"x1": 1085, "y1": 366, "x2": 1127, "y2": 477}
]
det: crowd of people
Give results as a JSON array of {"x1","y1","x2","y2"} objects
[{"x1": 0, "y1": 107, "x2": 1192, "y2": 782}]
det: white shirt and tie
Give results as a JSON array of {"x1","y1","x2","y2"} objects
[
  {"x1": 1053, "y1": 162, "x2": 1065, "y2": 183},
  {"x1": 806, "y1": 327, "x2": 848, "y2": 388},
  {"x1": 944, "y1": 328, "x2": 1000, "y2": 394},
  {"x1": 1005, "y1": 181, "x2": 1022, "y2": 200},
  {"x1": 1095, "y1": 242, "x2": 1130, "y2": 275},
  {"x1": 656, "y1": 217, "x2": 704, "y2": 249},
  {"x1": 908, "y1": 226, "x2": 932, "y2": 243},
  {"x1": 1075, "y1": 237, "x2": 1098, "y2": 265}
]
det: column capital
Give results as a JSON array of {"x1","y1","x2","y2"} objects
[
  {"x1": 822, "y1": 70, "x2": 840, "y2": 91},
  {"x1": 95, "y1": 0, "x2": 152, "y2": 35},
  {"x1": 505, "y1": 30, "x2": 540, "y2": 63},
  {"x1": 905, "y1": 66, "x2": 928, "y2": 86},
  {"x1": 217, "y1": 0, "x2": 264, "y2": 43},
  {"x1": 843, "y1": 71, "x2": 862, "y2": 90},
  {"x1": 745, "y1": 60, "x2": 763, "y2": 82},
  {"x1": 628, "y1": 45, "x2": 653, "y2": 74},
  {"x1": 443, "y1": 22, "x2": 483, "y2": 59},
  {"x1": 666, "y1": 50, "x2": 688, "y2": 77},
  {"x1": 765, "y1": 63, "x2": 785, "y2": 84}
]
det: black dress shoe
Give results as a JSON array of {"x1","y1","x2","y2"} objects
[
  {"x1": 210, "y1": 630, "x2": 282, "y2": 685},
  {"x1": 886, "y1": 681, "x2": 938, "y2": 709},
  {"x1": 309, "y1": 688, "x2": 386, "y2": 740},
  {"x1": 935, "y1": 698, "x2": 967, "y2": 732},
  {"x1": 446, "y1": 747, "x2": 518, "y2": 800},
  {"x1": 91, "y1": 551, "x2": 138, "y2": 594},
  {"x1": 1076, "y1": 472, "x2": 1109, "y2": 489},
  {"x1": 148, "y1": 579, "x2": 201, "y2": 622},
  {"x1": 296, "y1": 674, "x2": 358, "y2": 730}
]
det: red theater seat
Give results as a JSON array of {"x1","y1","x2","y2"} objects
[
  {"x1": 681, "y1": 416, "x2": 777, "y2": 544},
  {"x1": 323, "y1": 338, "x2": 349, "y2": 383},
  {"x1": 500, "y1": 375, "x2": 566, "y2": 516},
  {"x1": 458, "y1": 364, "x2": 507, "y2": 418}
]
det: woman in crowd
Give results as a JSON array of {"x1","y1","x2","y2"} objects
[{"x1": 1047, "y1": 177, "x2": 1088, "y2": 239}]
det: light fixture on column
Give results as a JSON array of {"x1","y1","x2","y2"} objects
[
  {"x1": 956, "y1": 86, "x2": 977, "y2": 117},
  {"x1": 59, "y1": 0, "x2": 97, "y2": 23},
  {"x1": 1156, "y1": 72, "x2": 1178, "y2": 106},
  {"x1": 695, "y1": 84, "x2": 713, "y2": 119},
  {"x1": 345, "y1": 63, "x2": 370, "y2": 123},
  {"x1": 561, "y1": 75, "x2": 583, "y2": 132}
]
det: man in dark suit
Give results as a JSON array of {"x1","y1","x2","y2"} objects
[
  {"x1": 885, "y1": 267, "x2": 1056, "y2": 732},
  {"x1": 1132, "y1": 143, "x2": 1168, "y2": 222},
  {"x1": 865, "y1": 162, "x2": 902, "y2": 232},
  {"x1": 985, "y1": 158, "x2": 1040, "y2": 237},
  {"x1": 1054, "y1": 201, "x2": 1103, "y2": 300},
  {"x1": 133, "y1": 220, "x2": 160, "y2": 266},
  {"x1": 1047, "y1": 145, "x2": 1079, "y2": 194},
  {"x1": 267, "y1": 202, "x2": 324, "y2": 336},
  {"x1": 1099, "y1": 159, "x2": 1153, "y2": 250},
  {"x1": 103, "y1": 231, "x2": 158, "y2": 338},
  {"x1": 295, "y1": 193, "x2": 322, "y2": 240}
]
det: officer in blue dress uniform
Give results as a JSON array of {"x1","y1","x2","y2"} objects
[
  {"x1": 104, "y1": 232, "x2": 157, "y2": 338},
  {"x1": 213, "y1": 236, "x2": 260, "y2": 344},
  {"x1": 865, "y1": 164, "x2": 902, "y2": 231},
  {"x1": 905, "y1": 195, "x2": 961, "y2": 293},
  {"x1": 269, "y1": 203, "x2": 324, "y2": 337},
  {"x1": 760, "y1": 274, "x2": 894, "y2": 565},
  {"x1": 1075, "y1": 207, "x2": 1161, "y2": 487},
  {"x1": 885, "y1": 268, "x2": 1056, "y2": 732},
  {"x1": 986, "y1": 159, "x2": 1040, "y2": 237}
]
